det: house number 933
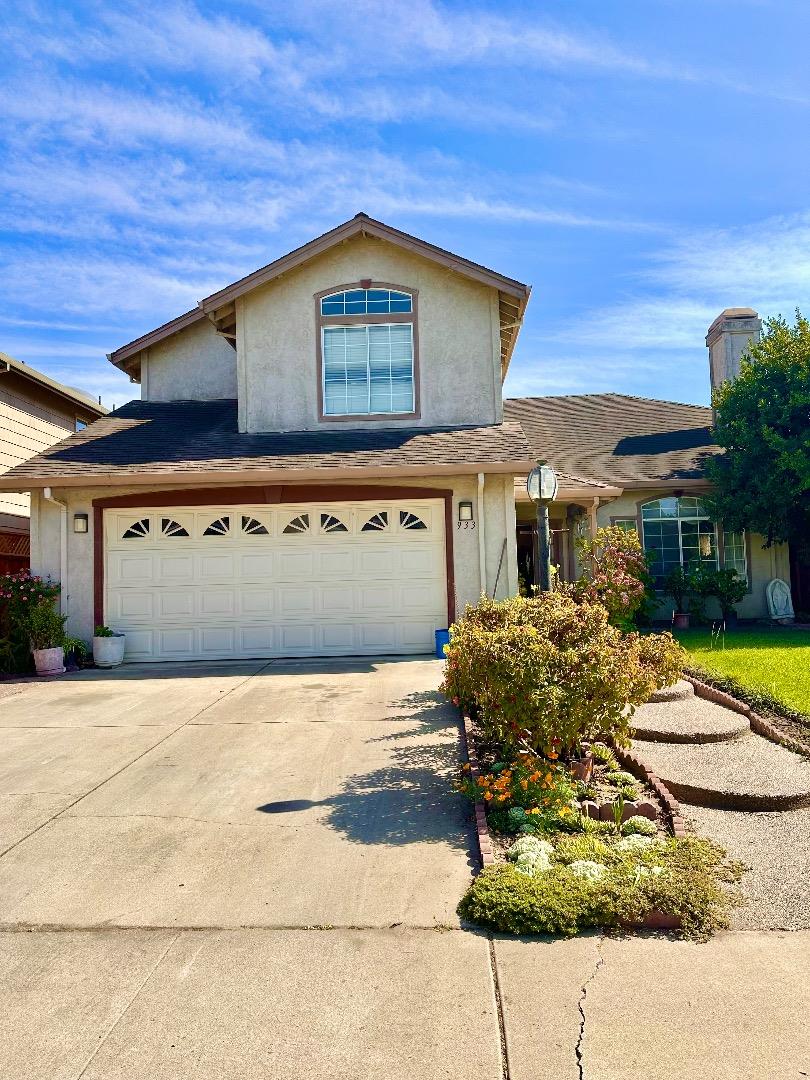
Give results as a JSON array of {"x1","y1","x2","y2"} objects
[{"x1": 457, "y1": 520, "x2": 477, "y2": 529}]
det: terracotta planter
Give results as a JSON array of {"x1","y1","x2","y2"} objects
[
  {"x1": 672, "y1": 612, "x2": 690, "y2": 630},
  {"x1": 569, "y1": 752, "x2": 594, "y2": 783},
  {"x1": 93, "y1": 634, "x2": 126, "y2": 668},
  {"x1": 33, "y1": 646, "x2": 65, "y2": 676}
]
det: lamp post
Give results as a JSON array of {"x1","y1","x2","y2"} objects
[{"x1": 526, "y1": 461, "x2": 558, "y2": 593}]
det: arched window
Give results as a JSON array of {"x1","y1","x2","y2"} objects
[{"x1": 318, "y1": 284, "x2": 416, "y2": 418}]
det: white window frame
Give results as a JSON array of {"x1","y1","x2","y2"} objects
[{"x1": 321, "y1": 321, "x2": 415, "y2": 417}]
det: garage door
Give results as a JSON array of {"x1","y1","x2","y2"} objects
[{"x1": 104, "y1": 499, "x2": 448, "y2": 661}]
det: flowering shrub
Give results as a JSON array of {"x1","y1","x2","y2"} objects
[
  {"x1": 458, "y1": 752, "x2": 578, "y2": 833},
  {"x1": 574, "y1": 525, "x2": 655, "y2": 629},
  {"x1": 0, "y1": 571, "x2": 61, "y2": 673},
  {"x1": 441, "y1": 593, "x2": 685, "y2": 757}
]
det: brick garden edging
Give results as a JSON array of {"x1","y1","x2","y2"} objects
[
  {"x1": 613, "y1": 745, "x2": 688, "y2": 839},
  {"x1": 458, "y1": 714, "x2": 495, "y2": 868},
  {"x1": 686, "y1": 676, "x2": 810, "y2": 758}
]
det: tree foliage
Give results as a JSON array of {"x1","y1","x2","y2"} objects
[{"x1": 707, "y1": 311, "x2": 810, "y2": 552}]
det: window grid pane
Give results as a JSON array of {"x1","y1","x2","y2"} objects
[
  {"x1": 323, "y1": 323, "x2": 414, "y2": 415},
  {"x1": 723, "y1": 531, "x2": 747, "y2": 578},
  {"x1": 641, "y1": 497, "x2": 720, "y2": 588},
  {"x1": 320, "y1": 289, "x2": 412, "y2": 316}
]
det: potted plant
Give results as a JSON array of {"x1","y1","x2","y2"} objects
[
  {"x1": 712, "y1": 568, "x2": 748, "y2": 626},
  {"x1": 64, "y1": 636, "x2": 89, "y2": 670},
  {"x1": 29, "y1": 600, "x2": 67, "y2": 676},
  {"x1": 93, "y1": 625, "x2": 126, "y2": 668},
  {"x1": 664, "y1": 565, "x2": 691, "y2": 629}
]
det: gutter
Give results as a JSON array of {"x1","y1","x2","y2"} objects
[
  {"x1": 476, "y1": 473, "x2": 487, "y2": 595},
  {"x1": 43, "y1": 487, "x2": 68, "y2": 617}
]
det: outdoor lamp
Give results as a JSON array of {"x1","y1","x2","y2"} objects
[
  {"x1": 526, "y1": 462, "x2": 558, "y2": 503},
  {"x1": 458, "y1": 500, "x2": 474, "y2": 522},
  {"x1": 73, "y1": 513, "x2": 89, "y2": 534},
  {"x1": 526, "y1": 462, "x2": 558, "y2": 595}
]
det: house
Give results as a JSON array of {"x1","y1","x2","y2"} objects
[
  {"x1": 0, "y1": 353, "x2": 106, "y2": 575},
  {"x1": 0, "y1": 217, "x2": 790, "y2": 660}
]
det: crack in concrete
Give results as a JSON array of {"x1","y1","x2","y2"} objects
[
  {"x1": 488, "y1": 938, "x2": 511, "y2": 1080},
  {"x1": 575, "y1": 935, "x2": 605, "y2": 1080}
]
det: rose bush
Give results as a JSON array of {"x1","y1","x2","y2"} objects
[
  {"x1": 0, "y1": 571, "x2": 61, "y2": 673},
  {"x1": 441, "y1": 592, "x2": 684, "y2": 756}
]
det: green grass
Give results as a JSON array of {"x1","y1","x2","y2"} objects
[{"x1": 673, "y1": 626, "x2": 810, "y2": 718}]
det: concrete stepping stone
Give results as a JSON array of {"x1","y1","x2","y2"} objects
[
  {"x1": 648, "y1": 680, "x2": 695, "y2": 703},
  {"x1": 631, "y1": 699, "x2": 750, "y2": 744},
  {"x1": 634, "y1": 732, "x2": 810, "y2": 811}
]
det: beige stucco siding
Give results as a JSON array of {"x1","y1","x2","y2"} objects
[
  {"x1": 0, "y1": 384, "x2": 76, "y2": 522},
  {"x1": 596, "y1": 488, "x2": 790, "y2": 620},
  {"x1": 143, "y1": 319, "x2": 237, "y2": 402},
  {"x1": 239, "y1": 234, "x2": 503, "y2": 433},
  {"x1": 29, "y1": 474, "x2": 518, "y2": 644}
]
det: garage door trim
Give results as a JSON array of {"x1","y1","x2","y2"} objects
[{"x1": 93, "y1": 484, "x2": 455, "y2": 630}]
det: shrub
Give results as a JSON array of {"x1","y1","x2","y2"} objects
[
  {"x1": 458, "y1": 837, "x2": 743, "y2": 939},
  {"x1": 441, "y1": 593, "x2": 685, "y2": 757},
  {"x1": 28, "y1": 600, "x2": 67, "y2": 651},
  {"x1": 553, "y1": 834, "x2": 614, "y2": 865},
  {"x1": 0, "y1": 572, "x2": 61, "y2": 673},
  {"x1": 574, "y1": 525, "x2": 655, "y2": 629}
]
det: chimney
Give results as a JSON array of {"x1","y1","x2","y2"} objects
[{"x1": 706, "y1": 308, "x2": 761, "y2": 394}]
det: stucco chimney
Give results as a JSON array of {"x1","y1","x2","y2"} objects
[{"x1": 706, "y1": 308, "x2": 761, "y2": 393}]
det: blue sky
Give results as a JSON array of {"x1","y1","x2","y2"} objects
[{"x1": 2, "y1": 0, "x2": 809, "y2": 410}]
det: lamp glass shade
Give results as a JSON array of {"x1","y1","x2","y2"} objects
[
  {"x1": 458, "y1": 501, "x2": 474, "y2": 522},
  {"x1": 526, "y1": 464, "x2": 558, "y2": 503},
  {"x1": 73, "y1": 513, "x2": 89, "y2": 534}
]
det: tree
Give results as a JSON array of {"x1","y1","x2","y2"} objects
[{"x1": 707, "y1": 311, "x2": 810, "y2": 553}]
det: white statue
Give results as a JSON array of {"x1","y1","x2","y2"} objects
[{"x1": 766, "y1": 578, "x2": 795, "y2": 623}]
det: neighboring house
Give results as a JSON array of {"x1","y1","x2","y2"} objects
[
  {"x1": 0, "y1": 353, "x2": 106, "y2": 575},
  {"x1": 0, "y1": 218, "x2": 790, "y2": 660}
]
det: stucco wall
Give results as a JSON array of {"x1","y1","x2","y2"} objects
[
  {"x1": 143, "y1": 318, "x2": 237, "y2": 402},
  {"x1": 238, "y1": 233, "x2": 503, "y2": 433},
  {"x1": 596, "y1": 488, "x2": 791, "y2": 620},
  {"x1": 29, "y1": 473, "x2": 518, "y2": 644}
]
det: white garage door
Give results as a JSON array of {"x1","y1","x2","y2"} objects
[{"x1": 104, "y1": 499, "x2": 447, "y2": 661}]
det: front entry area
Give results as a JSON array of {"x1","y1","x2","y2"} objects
[{"x1": 103, "y1": 498, "x2": 448, "y2": 661}]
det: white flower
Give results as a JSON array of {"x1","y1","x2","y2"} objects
[
  {"x1": 616, "y1": 835, "x2": 659, "y2": 853},
  {"x1": 508, "y1": 836, "x2": 554, "y2": 862},
  {"x1": 513, "y1": 851, "x2": 552, "y2": 876},
  {"x1": 569, "y1": 860, "x2": 608, "y2": 882}
]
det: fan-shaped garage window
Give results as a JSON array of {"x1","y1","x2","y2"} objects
[
  {"x1": 282, "y1": 513, "x2": 310, "y2": 535},
  {"x1": 400, "y1": 511, "x2": 427, "y2": 530},
  {"x1": 203, "y1": 516, "x2": 230, "y2": 536},
  {"x1": 321, "y1": 513, "x2": 349, "y2": 533},
  {"x1": 242, "y1": 516, "x2": 269, "y2": 535},
  {"x1": 122, "y1": 518, "x2": 150, "y2": 539},
  {"x1": 320, "y1": 289, "x2": 412, "y2": 315},
  {"x1": 161, "y1": 518, "x2": 190, "y2": 538},
  {"x1": 361, "y1": 511, "x2": 389, "y2": 532}
]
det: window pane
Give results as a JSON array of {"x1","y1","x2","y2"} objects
[
  {"x1": 724, "y1": 531, "x2": 747, "y2": 577},
  {"x1": 322, "y1": 322, "x2": 413, "y2": 415},
  {"x1": 614, "y1": 518, "x2": 637, "y2": 534},
  {"x1": 321, "y1": 288, "x2": 412, "y2": 315},
  {"x1": 321, "y1": 299, "x2": 343, "y2": 315}
]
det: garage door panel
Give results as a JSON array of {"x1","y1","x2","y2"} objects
[{"x1": 105, "y1": 499, "x2": 447, "y2": 661}]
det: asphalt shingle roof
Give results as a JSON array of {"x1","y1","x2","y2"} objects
[
  {"x1": 0, "y1": 399, "x2": 532, "y2": 484},
  {"x1": 504, "y1": 393, "x2": 716, "y2": 485}
]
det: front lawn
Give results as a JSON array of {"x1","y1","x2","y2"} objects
[{"x1": 674, "y1": 626, "x2": 810, "y2": 719}]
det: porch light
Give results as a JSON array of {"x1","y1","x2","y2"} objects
[
  {"x1": 458, "y1": 501, "x2": 474, "y2": 522},
  {"x1": 73, "y1": 513, "x2": 89, "y2": 534},
  {"x1": 526, "y1": 462, "x2": 558, "y2": 503}
]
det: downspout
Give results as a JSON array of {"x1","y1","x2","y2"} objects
[
  {"x1": 43, "y1": 487, "x2": 68, "y2": 617},
  {"x1": 477, "y1": 472, "x2": 487, "y2": 596},
  {"x1": 589, "y1": 497, "x2": 601, "y2": 539}
]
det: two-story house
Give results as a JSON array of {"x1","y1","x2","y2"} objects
[
  {"x1": 0, "y1": 216, "x2": 792, "y2": 660},
  {"x1": 0, "y1": 353, "x2": 106, "y2": 574},
  {"x1": 0, "y1": 215, "x2": 534, "y2": 660}
]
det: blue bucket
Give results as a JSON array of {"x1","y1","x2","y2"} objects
[{"x1": 434, "y1": 629, "x2": 450, "y2": 659}]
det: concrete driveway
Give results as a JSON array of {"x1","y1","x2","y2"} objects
[{"x1": 2, "y1": 658, "x2": 809, "y2": 1079}]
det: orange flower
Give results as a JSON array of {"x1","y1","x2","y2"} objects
[
  {"x1": 548, "y1": 752, "x2": 558, "y2": 761},
  {"x1": 483, "y1": 791, "x2": 493, "y2": 801},
  {"x1": 520, "y1": 779, "x2": 528, "y2": 790}
]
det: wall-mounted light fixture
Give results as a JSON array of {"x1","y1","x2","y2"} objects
[
  {"x1": 458, "y1": 501, "x2": 474, "y2": 522},
  {"x1": 73, "y1": 513, "x2": 89, "y2": 534}
]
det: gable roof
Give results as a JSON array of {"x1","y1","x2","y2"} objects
[
  {"x1": 505, "y1": 393, "x2": 716, "y2": 487},
  {"x1": 108, "y1": 213, "x2": 531, "y2": 380},
  {"x1": 0, "y1": 399, "x2": 533, "y2": 489},
  {"x1": 1, "y1": 351, "x2": 107, "y2": 417}
]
